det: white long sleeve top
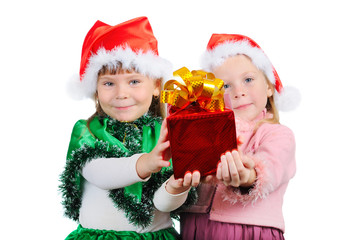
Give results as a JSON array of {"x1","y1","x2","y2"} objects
[{"x1": 79, "y1": 153, "x2": 189, "y2": 233}]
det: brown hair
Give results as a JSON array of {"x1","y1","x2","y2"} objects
[{"x1": 86, "y1": 62, "x2": 164, "y2": 130}]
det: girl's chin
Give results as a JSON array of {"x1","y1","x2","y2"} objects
[
  {"x1": 114, "y1": 116, "x2": 137, "y2": 122},
  {"x1": 234, "y1": 111, "x2": 256, "y2": 121},
  {"x1": 111, "y1": 112, "x2": 144, "y2": 122}
]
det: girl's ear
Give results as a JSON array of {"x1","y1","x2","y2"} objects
[
  {"x1": 266, "y1": 81, "x2": 274, "y2": 98},
  {"x1": 153, "y1": 79, "x2": 161, "y2": 97}
]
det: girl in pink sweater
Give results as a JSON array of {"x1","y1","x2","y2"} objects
[{"x1": 180, "y1": 34, "x2": 300, "y2": 240}]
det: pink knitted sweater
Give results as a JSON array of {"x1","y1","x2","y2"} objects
[{"x1": 184, "y1": 109, "x2": 296, "y2": 232}]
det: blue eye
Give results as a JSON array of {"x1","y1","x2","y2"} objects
[
  {"x1": 130, "y1": 80, "x2": 140, "y2": 85},
  {"x1": 104, "y1": 82, "x2": 113, "y2": 86},
  {"x1": 224, "y1": 84, "x2": 230, "y2": 89},
  {"x1": 245, "y1": 78, "x2": 253, "y2": 83}
]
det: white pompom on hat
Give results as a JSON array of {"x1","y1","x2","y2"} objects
[
  {"x1": 201, "y1": 34, "x2": 300, "y2": 111},
  {"x1": 68, "y1": 16, "x2": 172, "y2": 100}
]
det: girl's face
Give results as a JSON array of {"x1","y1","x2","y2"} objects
[
  {"x1": 213, "y1": 54, "x2": 273, "y2": 121},
  {"x1": 97, "y1": 71, "x2": 160, "y2": 122}
]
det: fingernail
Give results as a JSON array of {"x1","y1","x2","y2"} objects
[
  {"x1": 185, "y1": 171, "x2": 191, "y2": 175},
  {"x1": 237, "y1": 136, "x2": 243, "y2": 144}
]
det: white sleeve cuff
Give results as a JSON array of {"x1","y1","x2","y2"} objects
[{"x1": 153, "y1": 180, "x2": 190, "y2": 212}]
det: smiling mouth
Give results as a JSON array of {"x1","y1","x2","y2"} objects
[
  {"x1": 234, "y1": 103, "x2": 252, "y2": 110},
  {"x1": 116, "y1": 105, "x2": 133, "y2": 110}
]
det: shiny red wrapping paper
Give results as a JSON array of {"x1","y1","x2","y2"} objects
[{"x1": 167, "y1": 106, "x2": 237, "y2": 179}]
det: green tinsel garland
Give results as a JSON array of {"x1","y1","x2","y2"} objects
[{"x1": 59, "y1": 114, "x2": 197, "y2": 228}]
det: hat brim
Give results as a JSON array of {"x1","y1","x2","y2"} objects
[{"x1": 71, "y1": 46, "x2": 173, "y2": 100}]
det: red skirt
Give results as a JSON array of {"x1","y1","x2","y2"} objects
[{"x1": 180, "y1": 213, "x2": 285, "y2": 240}]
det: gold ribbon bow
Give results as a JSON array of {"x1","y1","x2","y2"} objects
[{"x1": 161, "y1": 67, "x2": 225, "y2": 111}]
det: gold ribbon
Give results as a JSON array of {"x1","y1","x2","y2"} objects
[{"x1": 161, "y1": 67, "x2": 225, "y2": 111}]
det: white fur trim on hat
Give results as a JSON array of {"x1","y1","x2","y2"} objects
[
  {"x1": 274, "y1": 86, "x2": 301, "y2": 112},
  {"x1": 201, "y1": 40, "x2": 275, "y2": 85},
  {"x1": 69, "y1": 45, "x2": 173, "y2": 100}
]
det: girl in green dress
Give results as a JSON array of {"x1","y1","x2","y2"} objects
[{"x1": 59, "y1": 17, "x2": 199, "y2": 240}]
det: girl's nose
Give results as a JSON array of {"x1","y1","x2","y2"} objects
[
  {"x1": 233, "y1": 85, "x2": 246, "y2": 99},
  {"x1": 115, "y1": 86, "x2": 129, "y2": 99}
]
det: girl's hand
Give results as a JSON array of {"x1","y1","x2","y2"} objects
[
  {"x1": 165, "y1": 172, "x2": 201, "y2": 195},
  {"x1": 136, "y1": 120, "x2": 172, "y2": 179},
  {"x1": 216, "y1": 149, "x2": 256, "y2": 188}
]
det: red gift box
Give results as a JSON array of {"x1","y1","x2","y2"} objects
[
  {"x1": 161, "y1": 67, "x2": 237, "y2": 179},
  {"x1": 167, "y1": 105, "x2": 237, "y2": 179}
]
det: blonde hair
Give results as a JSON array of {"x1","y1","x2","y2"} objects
[{"x1": 254, "y1": 77, "x2": 280, "y2": 131}]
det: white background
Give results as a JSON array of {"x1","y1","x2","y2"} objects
[{"x1": 1, "y1": 0, "x2": 360, "y2": 239}]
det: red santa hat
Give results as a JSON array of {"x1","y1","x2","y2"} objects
[
  {"x1": 69, "y1": 16, "x2": 172, "y2": 99},
  {"x1": 201, "y1": 34, "x2": 300, "y2": 111}
]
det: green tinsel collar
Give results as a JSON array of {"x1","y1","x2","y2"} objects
[{"x1": 101, "y1": 114, "x2": 163, "y2": 154}]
